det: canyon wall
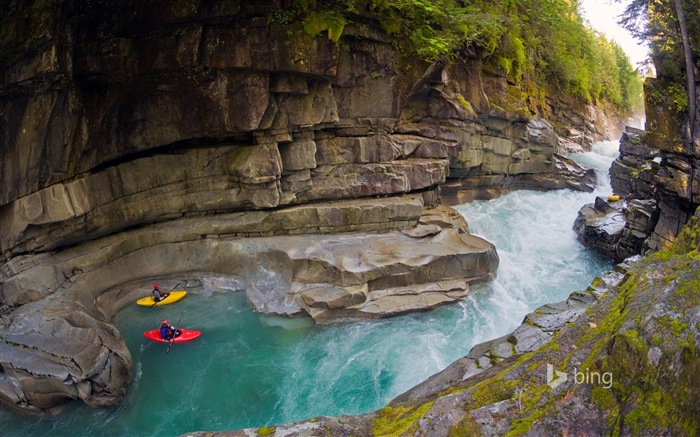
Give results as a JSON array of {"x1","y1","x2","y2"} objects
[{"x1": 1, "y1": 0, "x2": 622, "y2": 412}]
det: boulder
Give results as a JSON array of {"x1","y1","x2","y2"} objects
[
  {"x1": 0, "y1": 299, "x2": 132, "y2": 413},
  {"x1": 573, "y1": 197, "x2": 626, "y2": 260}
]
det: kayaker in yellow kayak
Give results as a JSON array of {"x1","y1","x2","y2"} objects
[{"x1": 152, "y1": 283, "x2": 169, "y2": 303}]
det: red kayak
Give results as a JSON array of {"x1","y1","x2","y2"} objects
[{"x1": 143, "y1": 329, "x2": 201, "y2": 344}]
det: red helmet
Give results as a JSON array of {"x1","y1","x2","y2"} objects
[
  {"x1": 161, "y1": 320, "x2": 168, "y2": 325},
  {"x1": 153, "y1": 283, "x2": 160, "y2": 288}
]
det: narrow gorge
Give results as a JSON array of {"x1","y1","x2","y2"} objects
[{"x1": 2, "y1": 0, "x2": 698, "y2": 436}]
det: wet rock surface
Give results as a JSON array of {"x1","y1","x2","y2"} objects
[{"x1": 578, "y1": 126, "x2": 699, "y2": 261}]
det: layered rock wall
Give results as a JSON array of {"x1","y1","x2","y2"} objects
[
  {"x1": 0, "y1": 0, "x2": 495, "y2": 413},
  {"x1": 576, "y1": 73, "x2": 699, "y2": 260},
  {"x1": 401, "y1": 63, "x2": 599, "y2": 204},
  {"x1": 0, "y1": 0, "x2": 620, "y2": 413},
  {"x1": 580, "y1": 79, "x2": 700, "y2": 260}
]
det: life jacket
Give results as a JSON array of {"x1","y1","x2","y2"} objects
[{"x1": 160, "y1": 326, "x2": 170, "y2": 340}]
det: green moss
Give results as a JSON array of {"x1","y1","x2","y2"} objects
[
  {"x1": 670, "y1": 319, "x2": 688, "y2": 337},
  {"x1": 587, "y1": 217, "x2": 700, "y2": 435},
  {"x1": 591, "y1": 276, "x2": 604, "y2": 288},
  {"x1": 302, "y1": 11, "x2": 346, "y2": 43},
  {"x1": 448, "y1": 413, "x2": 484, "y2": 437},
  {"x1": 520, "y1": 386, "x2": 546, "y2": 410},
  {"x1": 470, "y1": 378, "x2": 515, "y2": 409},
  {"x1": 591, "y1": 386, "x2": 617, "y2": 411},
  {"x1": 506, "y1": 405, "x2": 549, "y2": 437},
  {"x1": 372, "y1": 402, "x2": 433, "y2": 436},
  {"x1": 438, "y1": 385, "x2": 465, "y2": 398},
  {"x1": 624, "y1": 390, "x2": 676, "y2": 435},
  {"x1": 679, "y1": 332, "x2": 695, "y2": 364},
  {"x1": 257, "y1": 425, "x2": 275, "y2": 436},
  {"x1": 455, "y1": 95, "x2": 469, "y2": 108}
]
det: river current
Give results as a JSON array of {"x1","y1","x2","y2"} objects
[{"x1": 1, "y1": 141, "x2": 619, "y2": 436}]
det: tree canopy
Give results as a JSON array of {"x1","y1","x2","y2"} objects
[
  {"x1": 280, "y1": 0, "x2": 645, "y2": 111},
  {"x1": 619, "y1": 0, "x2": 698, "y2": 124}
]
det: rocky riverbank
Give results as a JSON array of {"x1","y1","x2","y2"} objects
[{"x1": 185, "y1": 208, "x2": 700, "y2": 436}]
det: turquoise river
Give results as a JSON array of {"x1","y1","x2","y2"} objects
[{"x1": 0, "y1": 141, "x2": 620, "y2": 436}]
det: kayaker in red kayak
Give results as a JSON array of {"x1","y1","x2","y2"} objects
[{"x1": 159, "y1": 320, "x2": 181, "y2": 342}]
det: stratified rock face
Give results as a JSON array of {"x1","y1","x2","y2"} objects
[
  {"x1": 0, "y1": 0, "x2": 612, "y2": 414},
  {"x1": 0, "y1": 1, "x2": 499, "y2": 413},
  {"x1": 397, "y1": 63, "x2": 598, "y2": 204},
  {"x1": 608, "y1": 126, "x2": 699, "y2": 253}
]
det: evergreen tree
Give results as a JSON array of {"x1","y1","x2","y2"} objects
[{"x1": 620, "y1": 0, "x2": 698, "y2": 130}]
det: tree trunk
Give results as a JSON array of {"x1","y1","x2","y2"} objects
[{"x1": 672, "y1": 0, "x2": 696, "y2": 134}]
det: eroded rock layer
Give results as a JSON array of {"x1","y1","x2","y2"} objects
[{"x1": 1, "y1": 0, "x2": 615, "y2": 413}]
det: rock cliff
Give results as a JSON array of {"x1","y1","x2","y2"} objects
[
  {"x1": 575, "y1": 76, "x2": 700, "y2": 261},
  {"x1": 1, "y1": 0, "x2": 621, "y2": 413}
]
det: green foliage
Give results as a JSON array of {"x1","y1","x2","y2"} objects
[
  {"x1": 268, "y1": 8, "x2": 299, "y2": 25},
  {"x1": 263, "y1": 0, "x2": 643, "y2": 109},
  {"x1": 365, "y1": 0, "x2": 504, "y2": 62},
  {"x1": 621, "y1": 0, "x2": 700, "y2": 81},
  {"x1": 364, "y1": 0, "x2": 643, "y2": 107}
]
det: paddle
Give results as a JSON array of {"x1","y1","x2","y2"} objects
[
  {"x1": 149, "y1": 282, "x2": 181, "y2": 308},
  {"x1": 165, "y1": 313, "x2": 184, "y2": 354}
]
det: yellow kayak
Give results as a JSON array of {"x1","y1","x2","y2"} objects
[
  {"x1": 136, "y1": 291, "x2": 187, "y2": 307},
  {"x1": 608, "y1": 195, "x2": 620, "y2": 202}
]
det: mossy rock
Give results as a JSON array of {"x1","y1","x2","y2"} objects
[
  {"x1": 257, "y1": 425, "x2": 276, "y2": 436},
  {"x1": 373, "y1": 402, "x2": 433, "y2": 436},
  {"x1": 302, "y1": 12, "x2": 345, "y2": 43}
]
